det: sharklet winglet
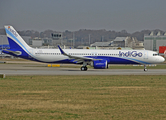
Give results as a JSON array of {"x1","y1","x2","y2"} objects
[{"x1": 58, "y1": 45, "x2": 65, "y2": 55}]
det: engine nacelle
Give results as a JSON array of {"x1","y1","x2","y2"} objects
[{"x1": 92, "y1": 60, "x2": 108, "y2": 69}]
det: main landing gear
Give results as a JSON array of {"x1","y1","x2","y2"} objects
[
  {"x1": 144, "y1": 65, "x2": 148, "y2": 72},
  {"x1": 81, "y1": 66, "x2": 88, "y2": 71}
]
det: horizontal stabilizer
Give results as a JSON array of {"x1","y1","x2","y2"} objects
[{"x1": 2, "y1": 49, "x2": 22, "y2": 55}]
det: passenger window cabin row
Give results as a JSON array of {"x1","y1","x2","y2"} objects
[{"x1": 35, "y1": 53, "x2": 119, "y2": 56}]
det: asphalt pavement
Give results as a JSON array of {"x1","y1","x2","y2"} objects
[{"x1": 0, "y1": 61, "x2": 166, "y2": 75}]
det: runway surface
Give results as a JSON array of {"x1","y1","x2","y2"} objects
[{"x1": 0, "y1": 61, "x2": 166, "y2": 75}]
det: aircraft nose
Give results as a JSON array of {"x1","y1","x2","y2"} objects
[{"x1": 159, "y1": 56, "x2": 165, "y2": 63}]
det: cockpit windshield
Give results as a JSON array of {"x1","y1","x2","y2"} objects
[{"x1": 153, "y1": 53, "x2": 159, "y2": 56}]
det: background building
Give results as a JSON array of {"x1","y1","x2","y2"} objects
[
  {"x1": 32, "y1": 37, "x2": 43, "y2": 47},
  {"x1": 144, "y1": 32, "x2": 166, "y2": 51}
]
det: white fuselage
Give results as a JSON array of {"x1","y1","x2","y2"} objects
[{"x1": 28, "y1": 48, "x2": 164, "y2": 64}]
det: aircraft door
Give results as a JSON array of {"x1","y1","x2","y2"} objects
[{"x1": 144, "y1": 51, "x2": 148, "y2": 59}]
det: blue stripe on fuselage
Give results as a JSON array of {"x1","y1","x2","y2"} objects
[
  {"x1": 48, "y1": 56, "x2": 150, "y2": 64},
  {"x1": 86, "y1": 56, "x2": 150, "y2": 64}
]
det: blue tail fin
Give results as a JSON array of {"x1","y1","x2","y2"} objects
[
  {"x1": 3, "y1": 26, "x2": 34, "y2": 59},
  {"x1": 4, "y1": 26, "x2": 31, "y2": 50}
]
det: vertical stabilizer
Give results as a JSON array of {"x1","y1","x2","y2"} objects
[{"x1": 4, "y1": 25, "x2": 31, "y2": 50}]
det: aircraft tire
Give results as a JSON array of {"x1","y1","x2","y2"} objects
[
  {"x1": 81, "y1": 66, "x2": 87, "y2": 71},
  {"x1": 144, "y1": 69, "x2": 148, "y2": 72}
]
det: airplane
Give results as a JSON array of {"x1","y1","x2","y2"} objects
[{"x1": 2, "y1": 25, "x2": 165, "y2": 71}]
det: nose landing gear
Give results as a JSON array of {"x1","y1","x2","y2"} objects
[
  {"x1": 144, "y1": 65, "x2": 148, "y2": 71},
  {"x1": 81, "y1": 66, "x2": 88, "y2": 71}
]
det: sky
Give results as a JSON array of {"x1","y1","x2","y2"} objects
[{"x1": 0, "y1": 0, "x2": 166, "y2": 33}]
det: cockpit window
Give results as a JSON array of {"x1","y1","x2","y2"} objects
[{"x1": 153, "y1": 53, "x2": 159, "y2": 56}]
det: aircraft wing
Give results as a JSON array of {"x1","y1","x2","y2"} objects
[{"x1": 58, "y1": 46, "x2": 99, "y2": 63}]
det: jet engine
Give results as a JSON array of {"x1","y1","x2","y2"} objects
[{"x1": 91, "y1": 60, "x2": 108, "y2": 69}]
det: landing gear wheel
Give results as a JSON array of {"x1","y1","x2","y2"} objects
[
  {"x1": 144, "y1": 65, "x2": 148, "y2": 72},
  {"x1": 81, "y1": 66, "x2": 88, "y2": 71},
  {"x1": 144, "y1": 68, "x2": 148, "y2": 71}
]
